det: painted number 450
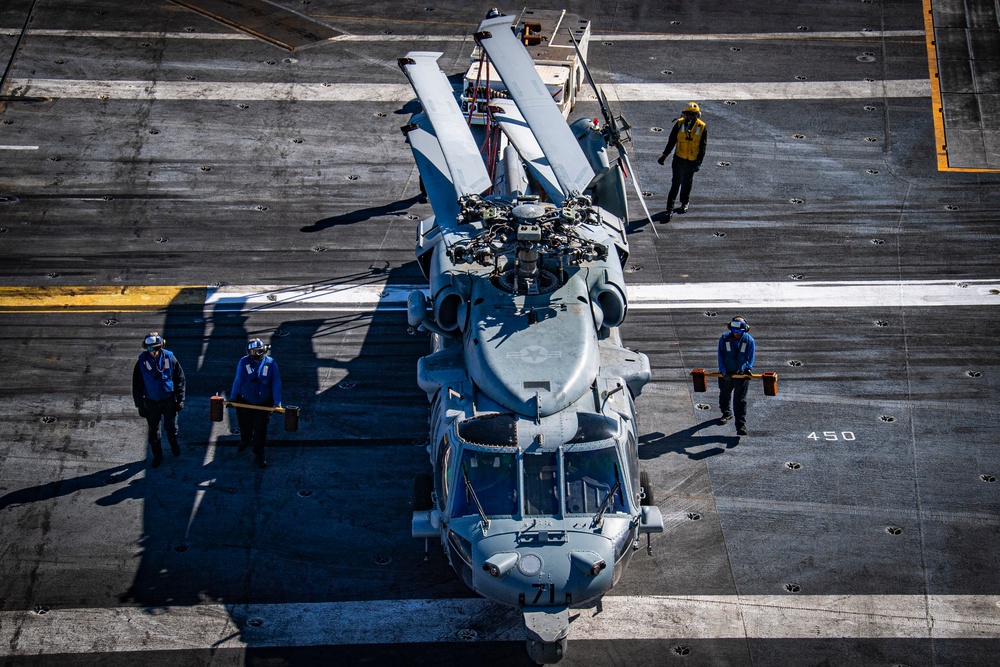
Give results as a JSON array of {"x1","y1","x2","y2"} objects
[{"x1": 808, "y1": 431, "x2": 856, "y2": 441}]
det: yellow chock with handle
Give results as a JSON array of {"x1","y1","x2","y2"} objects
[
  {"x1": 209, "y1": 394, "x2": 300, "y2": 431},
  {"x1": 690, "y1": 369, "x2": 778, "y2": 396}
]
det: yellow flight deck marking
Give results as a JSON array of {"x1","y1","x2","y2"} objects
[
  {"x1": 0, "y1": 286, "x2": 207, "y2": 312},
  {"x1": 921, "y1": 0, "x2": 1000, "y2": 173}
]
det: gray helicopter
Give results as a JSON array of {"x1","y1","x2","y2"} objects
[{"x1": 400, "y1": 9, "x2": 663, "y2": 665}]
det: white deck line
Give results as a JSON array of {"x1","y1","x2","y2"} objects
[
  {"x1": 0, "y1": 28, "x2": 924, "y2": 41},
  {"x1": 201, "y1": 280, "x2": 1000, "y2": 313},
  {"x1": 5, "y1": 78, "x2": 930, "y2": 102},
  {"x1": 2, "y1": 594, "x2": 998, "y2": 655}
]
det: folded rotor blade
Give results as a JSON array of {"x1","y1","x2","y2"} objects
[
  {"x1": 401, "y1": 114, "x2": 461, "y2": 225},
  {"x1": 398, "y1": 51, "x2": 491, "y2": 198},
  {"x1": 489, "y1": 99, "x2": 564, "y2": 203},
  {"x1": 474, "y1": 15, "x2": 594, "y2": 200}
]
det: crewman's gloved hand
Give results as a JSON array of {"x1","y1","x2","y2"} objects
[
  {"x1": 176, "y1": 401, "x2": 184, "y2": 412},
  {"x1": 657, "y1": 155, "x2": 666, "y2": 166}
]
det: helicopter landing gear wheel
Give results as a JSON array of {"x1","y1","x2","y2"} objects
[{"x1": 527, "y1": 637, "x2": 567, "y2": 665}]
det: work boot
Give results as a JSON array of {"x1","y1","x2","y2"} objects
[
  {"x1": 169, "y1": 441, "x2": 180, "y2": 457},
  {"x1": 677, "y1": 203, "x2": 689, "y2": 214},
  {"x1": 238, "y1": 440, "x2": 250, "y2": 453},
  {"x1": 255, "y1": 455, "x2": 268, "y2": 469},
  {"x1": 736, "y1": 425, "x2": 748, "y2": 436},
  {"x1": 719, "y1": 413, "x2": 732, "y2": 424},
  {"x1": 151, "y1": 455, "x2": 163, "y2": 468}
]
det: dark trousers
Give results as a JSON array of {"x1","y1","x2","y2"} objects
[
  {"x1": 718, "y1": 376, "x2": 750, "y2": 427},
  {"x1": 668, "y1": 156, "x2": 698, "y2": 205},
  {"x1": 144, "y1": 397, "x2": 178, "y2": 458},
  {"x1": 236, "y1": 405, "x2": 272, "y2": 458}
]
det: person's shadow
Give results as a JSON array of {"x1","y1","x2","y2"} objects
[
  {"x1": 0, "y1": 460, "x2": 146, "y2": 510},
  {"x1": 639, "y1": 419, "x2": 741, "y2": 461},
  {"x1": 626, "y1": 209, "x2": 671, "y2": 234}
]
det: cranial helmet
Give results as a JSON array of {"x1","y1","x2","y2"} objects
[
  {"x1": 729, "y1": 316, "x2": 749, "y2": 332},
  {"x1": 683, "y1": 102, "x2": 701, "y2": 114},
  {"x1": 143, "y1": 332, "x2": 164, "y2": 350},
  {"x1": 248, "y1": 338, "x2": 269, "y2": 358}
]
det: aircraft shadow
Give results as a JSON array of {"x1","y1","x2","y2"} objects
[
  {"x1": 301, "y1": 194, "x2": 424, "y2": 232},
  {"x1": 119, "y1": 263, "x2": 469, "y2": 659},
  {"x1": 638, "y1": 419, "x2": 741, "y2": 461}
]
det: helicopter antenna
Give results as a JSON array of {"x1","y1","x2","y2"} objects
[{"x1": 567, "y1": 29, "x2": 658, "y2": 237}]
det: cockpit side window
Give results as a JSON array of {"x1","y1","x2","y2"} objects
[
  {"x1": 564, "y1": 446, "x2": 626, "y2": 515},
  {"x1": 523, "y1": 451, "x2": 559, "y2": 515},
  {"x1": 451, "y1": 449, "x2": 518, "y2": 518},
  {"x1": 626, "y1": 431, "x2": 640, "y2": 509},
  {"x1": 435, "y1": 435, "x2": 451, "y2": 512}
]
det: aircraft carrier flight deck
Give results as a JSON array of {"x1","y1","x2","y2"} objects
[{"x1": 1, "y1": 0, "x2": 999, "y2": 665}]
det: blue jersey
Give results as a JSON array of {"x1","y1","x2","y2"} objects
[
  {"x1": 231, "y1": 355, "x2": 282, "y2": 406},
  {"x1": 718, "y1": 332, "x2": 755, "y2": 375}
]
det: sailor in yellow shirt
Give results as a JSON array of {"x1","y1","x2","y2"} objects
[{"x1": 657, "y1": 102, "x2": 708, "y2": 221}]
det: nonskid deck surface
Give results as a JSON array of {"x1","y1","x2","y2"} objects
[{"x1": 1, "y1": 1, "x2": 999, "y2": 665}]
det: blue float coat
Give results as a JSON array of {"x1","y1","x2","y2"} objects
[
  {"x1": 132, "y1": 349, "x2": 186, "y2": 405},
  {"x1": 230, "y1": 355, "x2": 282, "y2": 406},
  {"x1": 717, "y1": 332, "x2": 755, "y2": 375}
]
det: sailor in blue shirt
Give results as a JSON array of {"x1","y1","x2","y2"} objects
[
  {"x1": 717, "y1": 316, "x2": 755, "y2": 436},
  {"x1": 131, "y1": 332, "x2": 186, "y2": 467},
  {"x1": 230, "y1": 338, "x2": 282, "y2": 468}
]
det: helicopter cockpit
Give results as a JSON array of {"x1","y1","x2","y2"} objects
[{"x1": 443, "y1": 412, "x2": 637, "y2": 523}]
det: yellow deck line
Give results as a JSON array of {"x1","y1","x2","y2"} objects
[
  {"x1": 0, "y1": 286, "x2": 208, "y2": 312},
  {"x1": 922, "y1": 0, "x2": 950, "y2": 171},
  {"x1": 922, "y1": 0, "x2": 1000, "y2": 173}
]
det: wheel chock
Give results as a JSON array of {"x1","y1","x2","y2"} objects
[
  {"x1": 283, "y1": 406, "x2": 300, "y2": 432},
  {"x1": 210, "y1": 394, "x2": 300, "y2": 431},
  {"x1": 763, "y1": 372, "x2": 778, "y2": 396},
  {"x1": 690, "y1": 369, "x2": 778, "y2": 396},
  {"x1": 690, "y1": 368, "x2": 708, "y2": 393},
  {"x1": 209, "y1": 395, "x2": 225, "y2": 422}
]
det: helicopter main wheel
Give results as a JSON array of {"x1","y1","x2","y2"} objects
[
  {"x1": 640, "y1": 470, "x2": 654, "y2": 506},
  {"x1": 413, "y1": 473, "x2": 433, "y2": 511},
  {"x1": 527, "y1": 638, "x2": 566, "y2": 665}
]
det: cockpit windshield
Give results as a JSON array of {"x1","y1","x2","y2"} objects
[
  {"x1": 451, "y1": 449, "x2": 518, "y2": 518},
  {"x1": 564, "y1": 446, "x2": 627, "y2": 515},
  {"x1": 524, "y1": 451, "x2": 559, "y2": 515}
]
